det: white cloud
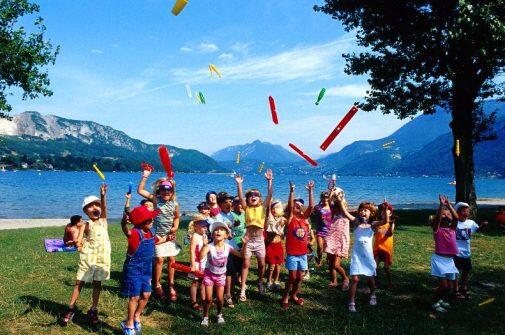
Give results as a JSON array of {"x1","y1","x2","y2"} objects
[
  {"x1": 170, "y1": 36, "x2": 355, "y2": 84},
  {"x1": 179, "y1": 46, "x2": 192, "y2": 53},
  {"x1": 91, "y1": 49, "x2": 103, "y2": 54},
  {"x1": 231, "y1": 42, "x2": 249, "y2": 55},
  {"x1": 110, "y1": 44, "x2": 120, "y2": 48},
  {"x1": 218, "y1": 53, "x2": 234, "y2": 62},
  {"x1": 198, "y1": 42, "x2": 219, "y2": 53}
]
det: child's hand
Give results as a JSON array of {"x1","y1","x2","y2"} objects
[
  {"x1": 190, "y1": 263, "x2": 198, "y2": 272},
  {"x1": 289, "y1": 181, "x2": 295, "y2": 192},
  {"x1": 142, "y1": 169, "x2": 152, "y2": 178},
  {"x1": 203, "y1": 234, "x2": 209, "y2": 246},
  {"x1": 234, "y1": 173, "x2": 244, "y2": 184},
  {"x1": 100, "y1": 183, "x2": 107, "y2": 196},
  {"x1": 439, "y1": 194, "x2": 450, "y2": 206},
  {"x1": 169, "y1": 179, "x2": 176, "y2": 188},
  {"x1": 265, "y1": 169, "x2": 273, "y2": 181},
  {"x1": 125, "y1": 193, "x2": 131, "y2": 200},
  {"x1": 241, "y1": 236, "x2": 249, "y2": 245},
  {"x1": 167, "y1": 233, "x2": 176, "y2": 241},
  {"x1": 306, "y1": 180, "x2": 315, "y2": 191}
]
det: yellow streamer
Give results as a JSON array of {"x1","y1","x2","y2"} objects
[
  {"x1": 171, "y1": 0, "x2": 188, "y2": 16},
  {"x1": 209, "y1": 64, "x2": 222, "y2": 78},
  {"x1": 92, "y1": 164, "x2": 106, "y2": 181},
  {"x1": 478, "y1": 298, "x2": 495, "y2": 307},
  {"x1": 258, "y1": 162, "x2": 265, "y2": 173},
  {"x1": 455, "y1": 139, "x2": 460, "y2": 156},
  {"x1": 236, "y1": 151, "x2": 240, "y2": 164}
]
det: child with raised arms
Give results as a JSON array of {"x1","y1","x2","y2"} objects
[
  {"x1": 120, "y1": 206, "x2": 173, "y2": 335},
  {"x1": 234, "y1": 169, "x2": 273, "y2": 301},
  {"x1": 200, "y1": 221, "x2": 244, "y2": 326},
  {"x1": 335, "y1": 195, "x2": 390, "y2": 313},
  {"x1": 373, "y1": 202, "x2": 397, "y2": 289},
  {"x1": 62, "y1": 184, "x2": 110, "y2": 326},
  {"x1": 430, "y1": 195, "x2": 459, "y2": 312},
  {"x1": 281, "y1": 180, "x2": 314, "y2": 309},
  {"x1": 137, "y1": 168, "x2": 180, "y2": 301}
]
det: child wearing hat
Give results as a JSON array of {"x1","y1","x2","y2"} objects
[
  {"x1": 120, "y1": 205, "x2": 173, "y2": 335},
  {"x1": 199, "y1": 221, "x2": 245, "y2": 327},
  {"x1": 63, "y1": 184, "x2": 110, "y2": 326},
  {"x1": 453, "y1": 202, "x2": 487, "y2": 299}
]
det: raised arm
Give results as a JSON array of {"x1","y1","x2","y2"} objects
[
  {"x1": 100, "y1": 183, "x2": 107, "y2": 219},
  {"x1": 264, "y1": 169, "x2": 273, "y2": 209},
  {"x1": 372, "y1": 202, "x2": 391, "y2": 228},
  {"x1": 287, "y1": 181, "x2": 295, "y2": 222},
  {"x1": 235, "y1": 174, "x2": 247, "y2": 208},
  {"x1": 138, "y1": 169, "x2": 154, "y2": 200},
  {"x1": 189, "y1": 235, "x2": 198, "y2": 271},
  {"x1": 303, "y1": 180, "x2": 315, "y2": 218},
  {"x1": 337, "y1": 193, "x2": 355, "y2": 221}
]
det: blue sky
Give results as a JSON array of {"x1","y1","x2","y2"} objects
[{"x1": 11, "y1": 0, "x2": 409, "y2": 157}]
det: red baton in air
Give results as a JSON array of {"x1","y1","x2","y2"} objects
[
  {"x1": 269, "y1": 96, "x2": 279, "y2": 124},
  {"x1": 171, "y1": 262, "x2": 204, "y2": 279},
  {"x1": 289, "y1": 143, "x2": 318, "y2": 167},
  {"x1": 320, "y1": 106, "x2": 359, "y2": 151}
]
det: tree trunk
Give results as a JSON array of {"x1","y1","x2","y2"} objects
[{"x1": 450, "y1": 93, "x2": 478, "y2": 217}]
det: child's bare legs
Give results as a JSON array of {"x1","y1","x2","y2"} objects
[
  {"x1": 328, "y1": 253, "x2": 337, "y2": 285},
  {"x1": 282, "y1": 270, "x2": 297, "y2": 303},
  {"x1": 167, "y1": 256, "x2": 176, "y2": 296},
  {"x1": 460, "y1": 269, "x2": 470, "y2": 293},
  {"x1": 273, "y1": 264, "x2": 281, "y2": 283},
  {"x1": 134, "y1": 292, "x2": 150, "y2": 323},
  {"x1": 126, "y1": 296, "x2": 139, "y2": 328},
  {"x1": 153, "y1": 257, "x2": 164, "y2": 293},
  {"x1": 435, "y1": 279, "x2": 450, "y2": 302},
  {"x1": 384, "y1": 263, "x2": 392, "y2": 288},
  {"x1": 316, "y1": 236, "x2": 324, "y2": 266},
  {"x1": 215, "y1": 286, "x2": 224, "y2": 315},
  {"x1": 290, "y1": 271, "x2": 303, "y2": 300},
  {"x1": 191, "y1": 280, "x2": 199, "y2": 304},
  {"x1": 91, "y1": 281, "x2": 101, "y2": 310},
  {"x1": 349, "y1": 275, "x2": 359, "y2": 303},
  {"x1": 367, "y1": 276, "x2": 376, "y2": 296},
  {"x1": 68, "y1": 280, "x2": 84, "y2": 308},
  {"x1": 267, "y1": 264, "x2": 274, "y2": 284},
  {"x1": 240, "y1": 257, "x2": 251, "y2": 296},
  {"x1": 334, "y1": 256, "x2": 349, "y2": 285},
  {"x1": 257, "y1": 256, "x2": 265, "y2": 284},
  {"x1": 203, "y1": 285, "x2": 213, "y2": 318}
]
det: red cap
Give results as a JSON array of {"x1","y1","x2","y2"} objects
[{"x1": 130, "y1": 206, "x2": 160, "y2": 226}]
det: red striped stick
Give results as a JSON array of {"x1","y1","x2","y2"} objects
[
  {"x1": 269, "y1": 96, "x2": 279, "y2": 124},
  {"x1": 320, "y1": 106, "x2": 359, "y2": 151},
  {"x1": 171, "y1": 262, "x2": 204, "y2": 279},
  {"x1": 289, "y1": 143, "x2": 318, "y2": 167},
  {"x1": 158, "y1": 145, "x2": 174, "y2": 178}
]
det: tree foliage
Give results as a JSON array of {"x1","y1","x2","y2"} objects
[
  {"x1": 315, "y1": 0, "x2": 504, "y2": 137},
  {"x1": 0, "y1": 0, "x2": 59, "y2": 119}
]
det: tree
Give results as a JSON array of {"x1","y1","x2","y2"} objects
[
  {"x1": 0, "y1": 0, "x2": 59, "y2": 119},
  {"x1": 315, "y1": 0, "x2": 505, "y2": 214}
]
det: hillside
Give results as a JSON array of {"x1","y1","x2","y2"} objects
[
  {"x1": 0, "y1": 112, "x2": 224, "y2": 172},
  {"x1": 212, "y1": 139, "x2": 301, "y2": 163}
]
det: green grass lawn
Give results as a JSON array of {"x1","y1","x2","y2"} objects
[{"x1": 0, "y1": 212, "x2": 504, "y2": 335}]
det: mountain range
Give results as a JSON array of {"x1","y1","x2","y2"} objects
[
  {"x1": 0, "y1": 100, "x2": 503, "y2": 177},
  {"x1": 0, "y1": 112, "x2": 223, "y2": 172}
]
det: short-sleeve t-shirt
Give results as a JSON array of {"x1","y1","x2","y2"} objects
[
  {"x1": 127, "y1": 229, "x2": 160, "y2": 256},
  {"x1": 206, "y1": 243, "x2": 233, "y2": 275},
  {"x1": 231, "y1": 211, "x2": 246, "y2": 245},
  {"x1": 285, "y1": 216, "x2": 309, "y2": 256},
  {"x1": 245, "y1": 206, "x2": 265, "y2": 229},
  {"x1": 455, "y1": 219, "x2": 479, "y2": 258}
]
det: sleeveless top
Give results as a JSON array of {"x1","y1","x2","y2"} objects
[
  {"x1": 153, "y1": 198, "x2": 176, "y2": 237},
  {"x1": 285, "y1": 216, "x2": 309, "y2": 256},
  {"x1": 205, "y1": 243, "x2": 231, "y2": 275},
  {"x1": 245, "y1": 206, "x2": 265, "y2": 229}
]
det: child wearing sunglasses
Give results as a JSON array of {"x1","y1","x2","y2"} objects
[{"x1": 234, "y1": 169, "x2": 273, "y2": 301}]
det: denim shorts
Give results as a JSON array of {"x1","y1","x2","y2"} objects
[{"x1": 285, "y1": 254, "x2": 308, "y2": 271}]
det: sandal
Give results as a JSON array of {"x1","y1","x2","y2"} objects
[
  {"x1": 328, "y1": 282, "x2": 338, "y2": 288},
  {"x1": 292, "y1": 297, "x2": 304, "y2": 306},
  {"x1": 169, "y1": 288, "x2": 178, "y2": 302},
  {"x1": 341, "y1": 278, "x2": 350, "y2": 291},
  {"x1": 62, "y1": 306, "x2": 77, "y2": 325},
  {"x1": 239, "y1": 291, "x2": 247, "y2": 302},
  {"x1": 154, "y1": 285, "x2": 166, "y2": 300},
  {"x1": 192, "y1": 302, "x2": 202, "y2": 311},
  {"x1": 280, "y1": 300, "x2": 289, "y2": 310},
  {"x1": 87, "y1": 309, "x2": 99, "y2": 326}
]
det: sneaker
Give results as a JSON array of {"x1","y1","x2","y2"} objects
[
  {"x1": 348, "y1": 302, "x2": 357, "y2": 313},
  {"x1": 201, "y1": 317, "x2": 209, "y2": 327},
  {"x1": 87, "y1": 309, "x2": 99, "y2": 325},
  {"x1": 303, "y1": 272, "x2": 311, "y2": 281},
  {"x1": 134, "y1": 320, "x2": 142, "y2": 334},
  {"x1": 369, "y1": 294, "x2": 377, "y2": 306},
  {"x1": 120, "y1": 321, "x2": 136, "y2": 335},
  {"x1": 224, "y1": 294, "x2": 235, "y2": 308},
  {"x1": 438, "y1": 300, "x2": 450, "y2": 309},
  {"x1": 273, "y1": 282, "x2": 282, "y2": 291},
  {"x1": 258, "y1": 281, "x2": 265, "y2": 296},
  {"x1": 432, "y1": 302, "x2": 447, "y2": 313},
  {"x1": 217, "y1": 314, "x2": 225, "y2": 325},
  {"x1": 239, "y1": 290, "x2": 247, "y2": 302},
  {"x1": 267, "y1": 282, "x2": 274, "y2": 291},
  {"x1": 62, "y1": 306, "x2": 77, "y2": 325}
]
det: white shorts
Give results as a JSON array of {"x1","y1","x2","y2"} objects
[
  {"x1": 431, "y1": 253, "x2": 458, "y2": 279},
  {"x1": 154, "y1": 241, "x2": 181, "y2": 257}
]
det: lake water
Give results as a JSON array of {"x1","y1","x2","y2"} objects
[{"x1": 1, "y1": 171, "x2": 504, "y2": 219}]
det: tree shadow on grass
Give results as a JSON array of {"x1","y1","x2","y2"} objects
[{"x1": 20, "y1": 295, "x2": 119, "y2": 334}]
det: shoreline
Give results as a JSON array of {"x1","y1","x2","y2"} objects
[{"x1": 0, "y1": 200, "x2": 503, "y2": 230}]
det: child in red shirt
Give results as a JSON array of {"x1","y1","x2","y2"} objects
[
  {"x1": 281, "y1": 180, "x2": 314, "y2": 309},
  {"x1": 120, "y1": 206, "x2": 171, "y2": 335}
]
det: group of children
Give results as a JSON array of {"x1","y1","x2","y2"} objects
[{"x1": 58, "y1": 167, "x2": 486, "y2": 333}]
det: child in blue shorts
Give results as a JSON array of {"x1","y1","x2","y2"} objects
[{"x1": 120, "y1": 206, "x2": 171, "y2": 335}]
